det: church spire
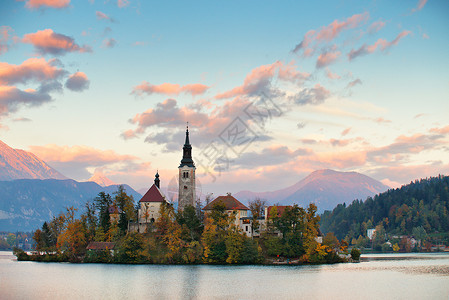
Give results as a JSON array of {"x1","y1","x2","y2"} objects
[
  {"x1": 154, "y1": 171, "x2": 160, "y2": 188},
  {"x1": 179, "y1": 124, "x2": 194, "y2": 167}
]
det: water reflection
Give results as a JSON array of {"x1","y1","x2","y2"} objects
[{"x1": 1, "y1": 252, "x2": 449, "y2": 299}]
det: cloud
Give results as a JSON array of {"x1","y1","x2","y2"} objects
[
  {"x1": 430, "y1": 125, "x2": 449, "y2": 134},
  {"x1": 0, "y1": 85, "x2": 53, "y2": 115},
  {"x1": 20, "y1": 0, "x2": 70, "y2": 9},
  {"x1": 346, "y1": 78, "x2": 362, "y2": 88},
  {"x1": 102, "y1": 38, "x2": 116, "y2": 48},
  {"x1": 316, "y1": 51, "x2": 341, "y2": 68},
  {"x1": 65, "y1": 71, "x2": 90, "y2": 92},
  {"x1": 13, "y1": 117, "x2": 32, "y2": 122},
  {"x1": 0, "y1": 26, "x2": 13, "y2": 55},
  {"x1": 341, "y1": 127, "x2": 351, "y2": 136},
  {"x1": 368, "y1": 20, "x2": 386, "y2": 34},
  {"x1": 289, "y1": 84, "x2": 331, "y2": 105},
  {"x1": 348, "y1": 30, "x2": 411, "y2": 61},
  {"x1": 235, "y1": 145, "x2": 311, "y2": 168},
  {"x1": 0, "y1": 57, "x2": 65, "y2": 86},
  {"x1": 117, "y1": 0, "x2": 129, "y2": 8},
  {"x1": 411, "y1": 0, "x2": 428, "y2": 12},
  {"x1": 22, "y1": 29, "x2": 92, "y2": 56},
  {"x1": 325, "y1": 68, "x2": 340, "y2": 80},
  {"x1": 215, "y1": 61, "x2": 309, "y2": 99},
  {"x1": 132, "y1": 82, "x2": 209, "y2": 97},
  {"x1": 96, "y1": 11, "x2": 115, "y2": 22},
  {"x1": 293, "y1": 12, "x2": 369, "y2": 55},
  {"x1": 28, "y1": 144, "x2": 138, "y2": 180}
]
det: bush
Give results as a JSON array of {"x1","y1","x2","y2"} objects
[
  {"x1": 350, "y1": 247, "x2": 361, "y2": 261},
  {"x1": 13, "y1": 248, "x2": 29, "y2": 261}
]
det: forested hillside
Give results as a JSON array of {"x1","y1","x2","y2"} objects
[{"x1": 320, "y1": 175, "x2": 449, "y2": 243}]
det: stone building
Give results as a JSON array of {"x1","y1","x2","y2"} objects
[
  {"x1": 178, "y1": 126, "x2": 196, "y2": 211},
  {"x1": 130, "y1": 172, "x2": 167, "y2": 233}
]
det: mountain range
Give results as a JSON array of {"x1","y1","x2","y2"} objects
[
  {"x1": 0, "y1": 179, "x2": 142, "y2": 232},
  {"x1": 0, "y1": 140, "x2": 66, "y2": 181},
  {"x1": 235, "y1": 169, "x2": 390, "y2": 212},
  {"x1": 0, "y1": 140, "x2": 142, "y2": 231}
]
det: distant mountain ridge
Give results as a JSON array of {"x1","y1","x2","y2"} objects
[
  {"x1": 0, "y1": 140, "x2": 67, "y2": 181},
  {"x1": 0, "y1": 179, "x2": 142, "y2": 232},
  {"x1": 235, "y1": 169, "x2": 389, "y2": 212}
]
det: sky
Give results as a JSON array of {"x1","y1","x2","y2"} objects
[{"x1": 1, "y1": 0, "x2": 448, "y2": 197}]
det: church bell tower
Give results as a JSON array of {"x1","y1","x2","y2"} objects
[{"x1": 178, "y1": 125, "x2": 196, "y2": 211}]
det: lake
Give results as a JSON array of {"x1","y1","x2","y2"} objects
[{"x1": 1, "y1": 251, "x2": 448, "y2": 299}]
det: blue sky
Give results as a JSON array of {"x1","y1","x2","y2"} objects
[{"x1": 1, "y1": 0, "x2": 448, "y2": 196}]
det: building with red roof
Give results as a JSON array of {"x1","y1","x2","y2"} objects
[{"x1": 131, "y1": 172, "x2": 167, "y2": 233}]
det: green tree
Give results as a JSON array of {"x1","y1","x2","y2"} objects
[
  {"x1": 114, "y1": 185, "x2": 135, "y2": 235},
  {"x1": 116, "y1": 233, "x2": 145, "y2": 263},
  {"x1": 95, "y1": 192, "x2": 112, "y2": 233}
]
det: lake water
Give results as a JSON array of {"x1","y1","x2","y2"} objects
[{"x1": 1, "y1": 251, "x2": 448, "y2": 299}]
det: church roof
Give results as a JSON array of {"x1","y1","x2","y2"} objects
[
  {"x1": 203, "y1": 195, "x2": 249, "y2": 211},
  {"x1": 139, "y1": 184, "x2": 166, "y2": 203}
]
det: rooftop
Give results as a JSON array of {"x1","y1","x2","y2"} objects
[{"x1": 203, "y1": 195, "x2": 249, "y2": 211}]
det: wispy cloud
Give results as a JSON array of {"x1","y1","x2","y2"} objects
[
  {"x1": 20, "y1": 0, "x2": 70, "y2": 9},
  {"x1": 132, "y1": 82, "x2": 209, "y2": 97},
  {"x1": 96, "y1": 11, "x2": 116, "y2": 23},
  {"x1": 348, "y1": 30, "x2": 411, "y2": 61}
]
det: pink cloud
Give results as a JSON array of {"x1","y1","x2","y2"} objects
[
  {"x1": 65, "y1": 71, "x2": 89, "y2": 92},
  {"x1": 102, "y1": 38, "x2": 117, "y2": 48},
  {"x1": 412, "y1": 0, "x2": 428, "y2": 12},
  {"x1": 20, "y1": 0, "x2": 70, "y2": 9},
  {"x1": 132, "y1": 82, "x2": 209, "y2": 96},
  {"x1": 117, "y1": 0, "x2": 129, "y2": 8},
  {"x1": 96, "y1": 11, "x2": 115, "y2": 22},
  {"x1": 293, "y1": 12, "x2": 369, "y2": 54},
  {"x1": 348, "y1": 30, "x2": 411, "y2": 60},
  {"x1": 368, "y1": 20, "x2": 386, "y2": 34},
  {"x1": 215, "y1": 61, "x2": 309, "y2": 99},
  {"x1": 430, "y1": 125, "x2": 449, "y2": 134},
  {"x1": 0, "y1": 57, "x2": 64, "y2": 85},
  {"x1": 29, "y1": 144, "x2": 136, "y2": 164},
  {"x1": 0, "y1": 85, "x2": 52, "y2": 115},
  {"x1": 316, "y1": 51, "x2": 341, "y2": 68},
  {"x1": 0, "y1": 26, "x2": 13, "y2": 55},
  {"x1": 22, "y1": 29, "x2": 92, "y2": 55},
  {"x1": 325, "y1": 68, "x2": 340, "y2": 80},
  {"x1": 341, "y1": 127, "x2": 351, "y2": 136}
]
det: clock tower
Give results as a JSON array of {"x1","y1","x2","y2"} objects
[{"x1": 178, "y1": 125, "x2": 196, "y2": 211}]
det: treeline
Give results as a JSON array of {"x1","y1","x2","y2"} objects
[
  {"x1": 320, "y1": 175, "x2": 449, "y2": 249},
  {"x1": 14, "y1": 187, "x2": 346, "y2": 264}
]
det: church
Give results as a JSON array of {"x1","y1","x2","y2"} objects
[
  {"x1": 130, "y1": 126, "x2": 197, "y2": 232},
  {"x1": 132, "y1": 125, "x2": 257, "y2": 236}
]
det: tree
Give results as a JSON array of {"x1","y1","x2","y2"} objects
[
  {"x1": 57, "y1": 219, "x2": 87, "y2": 262},
  {"x1": 412, "y1": 226, "x2": 427, "y2": 251},
  {"x1": 114, "y1": 185, "x2": 135, "y2": 235},
  {"x1": 116, "y1": 233, "x2": 145, "y2": 263},
  {"x1": 248, "y1": 198, "x2": 266, "y2": 237},
  {"x1": 350, "y1": 248, "x2": 361, "y2": 261},
  {"x1": 373, "y1": 224, "x2": 386, "y2": 251},
  {"x1": 177, "y1": 205, "x2": 203, "y2": 241},
  {"x1": 95, "y1": 192, "x2": 113, "y2": 233}
]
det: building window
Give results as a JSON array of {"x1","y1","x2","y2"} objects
[
  {"x1": 184, "y1": 185, "x2": 188, "y2": 189},
  {"x1": 245, "y1": 225, "x2": 249, "y2": 232},
  {"x1": 183, "y1": 171, "x2": 189, "y2": 178}
]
